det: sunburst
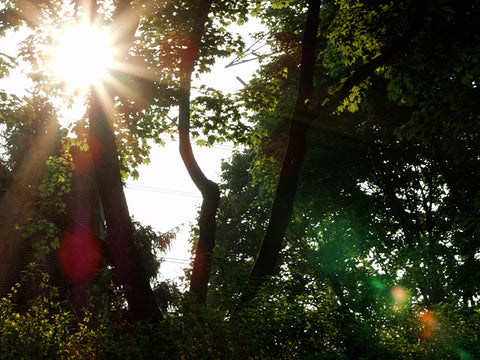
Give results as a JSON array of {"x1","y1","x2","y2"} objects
[{"x1": 49, "y1": 21, "x2": 116, "y2": 91}]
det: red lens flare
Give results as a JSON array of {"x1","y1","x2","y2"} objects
[
  {"x1": 420, "y1": 311, "x2": 437, "y2": 339},
  {"x1": 58, "y1": 228, "x2": 102, "y2": 282}
]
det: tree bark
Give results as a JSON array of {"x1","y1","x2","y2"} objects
[
  {"x1": 177, "y1": 0, "x2": 219, "y2": 305},
  {"x1": 86, "y1": 0, "x2": 161, "y2": 322},
  {"x1": 88, "y1": 91, "x2": 161, "y2": 322},
  {"x1": 239, "y1": 0, "x2": 321, "y2": 307},
  {"x1": 179, "y1": 79, "x2": 220, "y2": 306}
]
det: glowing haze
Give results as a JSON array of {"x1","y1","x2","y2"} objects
[{"x1": 49, "y1": 21, "x2": 116, "y2": 90}]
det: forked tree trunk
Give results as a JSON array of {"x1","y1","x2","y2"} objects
[
  {"x1": 177, "y1": 0, "x2": 219, "y2": 305},
  {"x1": 239, "y1": 0, "x2": 321, "y2": 307}
]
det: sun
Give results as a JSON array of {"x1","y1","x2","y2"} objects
[{"x1": 50, "y1": 22, "x2": 116, "y2": 90}]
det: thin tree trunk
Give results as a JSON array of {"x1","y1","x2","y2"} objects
[
  {"x1": 86, "y1": 0, "x2": 161, "y2": 322},
  {"x1": 177, "y1": 0, "x2": 219, "y2": 305},
  {"x1": 179, "y1": 77, "x2": 220, "y2": 305},
  {"x1": 239, "y1": 0, "x2": 321, "y2": 307}
]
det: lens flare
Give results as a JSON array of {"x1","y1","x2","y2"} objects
[
  {"x1": 391, "y1": 286, "x2": 408, "y2": 305},
  {"x1": 370, "y1": 278, "x2": 385, "y2": 292},
  {"x1": 58, "y1": 228, "x2": 102, "y2": 282},
  {"x1": 420, "y1": 311, "x2": 437, "y2": 339},
  {"x1": 457, "y1": 349, "x2": 473, "y2": 360}
]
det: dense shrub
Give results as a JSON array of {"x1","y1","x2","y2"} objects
[{"x1": 0, "y1": 273, "x2": 479, "y2": 359}]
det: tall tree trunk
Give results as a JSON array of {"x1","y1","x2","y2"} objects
[
  {"x1": 88, "y1": 91, "x2": 161, "y2": 322},
  {"x1": 86, "y1": 0, "x2": 161, "y2": 322},
  {"x1": 238, "y1": 0, "x2": 426, "y2": 307},
  {"x1": 177, "y1": 0, "x2": 219, "y2": 305},
  {"x1": 239, "y1": 0, "x2": 321, "y2": 307}
]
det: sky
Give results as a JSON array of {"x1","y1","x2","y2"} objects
[
  {"x1": 124, "y1": 138, "x2": 238, "y2": 283},
  {"x1": 0, "y1": 18, "x2": 264, "y2": 284}
]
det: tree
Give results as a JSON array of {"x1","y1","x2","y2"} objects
[
  {"x1": 2, "y1": 0, "x2": 252, "y2": 314},
  {"x1": 223, "y1": 0, "x2": 480, "y2": 310},
  {"x1": 175, "y1": 0, "x2": 219, "y2": 306},
  {"x1": 201, "y1": 0, "x2": 480, "y2": 354},
  {"x1": 137, "y1": 0, "x2": 251, "y2": 305},
  {"x1": 239, "y1": 0, "x2": 321, "y2": 305},
  {"x1": 0, "y1": 93, "x2": 66, "y2": 299},
  {"x1": 84, "y1": 0, "x2": 162, "y2": 322},
  {"x1": 0, "y1": 0, "x2": 162, "y2": 321}
]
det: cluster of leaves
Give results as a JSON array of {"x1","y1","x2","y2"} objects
[
  {"x1": 0, "y1": 92, "x2": 62, "y2": 171},
  {"x1": 0, "y1": 269, "x2": 98, "y2": 359},
  {"x1": 203, "y1": 146, "x2": 480, "y2": 358},
  {"x1": 131, "y1": 219, "x2": 177, "y2": 292},
  {"x1": 191, "y1": 86, "x2": 249, "y2": 146},
  {"x1": 19, "y1": 154, "x2": 73, "y2": 261},
  {"x1": 0, "y1": 92, "x2": 71, "y2": 262}
]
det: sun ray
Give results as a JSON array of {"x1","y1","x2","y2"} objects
[
  {"x1": 49, "y1": 20, "x2": 116, "y2": 91},
  {"x1": 39, "y1": 2, "x2": 161, "y2": 128}
]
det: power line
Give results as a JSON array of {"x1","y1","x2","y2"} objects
[
  {"x1": 164, "y1": 257, "x2": 191, "y2": 262},
  {"x1": 162, "y1": 257, "x2": 191, "y2": 265},
  {"x1": 162, "y1": 260, "x2": 190, "y2": 265},
  {"x1": 125, "y1": 183, "x2": 202, "y2": 198}
]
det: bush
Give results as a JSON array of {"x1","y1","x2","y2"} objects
[{"x1": 0, "y1": 270, "x2": 479, "y2": 359}]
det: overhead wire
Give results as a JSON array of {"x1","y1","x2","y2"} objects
[
  {"x1": 125, "y1": 183, "x2": 202, "y2": 198},
  {"x1": 161, "y1": 257, "x2": 191, "y2": 265}
]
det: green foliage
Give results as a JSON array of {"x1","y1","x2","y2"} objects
[
  {"x1": 1, "y1": 0, "x2": 480, "y2": 357},
  {"x1": 207, "y1": 128, "x2": 480, "y2": 356},
  {"x1": 0, "y1": 51, "x2": 15, "y2": 79},
  {"x1": 1, "y1": 266, "x2": 479, "y2": 360},
  {"x1": 231, "y1": 0, "x2": 480, "y2": 307},
  {"x1": 0, "y1": 93, "x2": 62, "y2": 171},
  {"x1": 191, "y1": 86, "x2": 249, "y2": 146},
  {"x1": 18, "y1": 154, "x2": 73, "y2": 261},
  {"x1": 132, "y1": 219, "x2": 176, "y2": 283},
  {"x1": 0, "y1": 270, "x2": 98, "y2": 360}
]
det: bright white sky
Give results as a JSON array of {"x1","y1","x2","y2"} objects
[
  {"x1": 0, "y1": 19, "x2": 264, "y2": 284},
  {"x1": 125, "y1": 140, "x2": 236, "y2": 283}
]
